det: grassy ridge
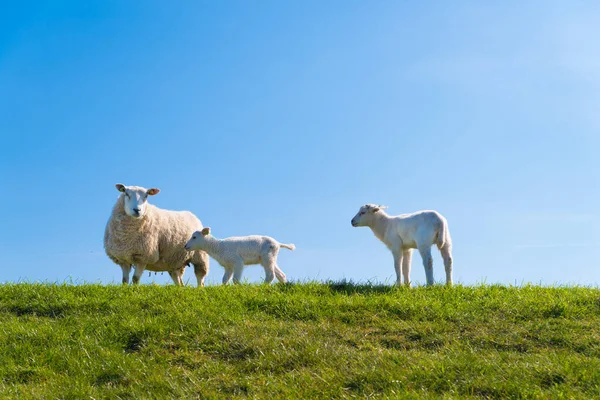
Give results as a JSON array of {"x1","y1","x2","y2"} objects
[{"x1": 0, "y1": 283, "x2": 599, "y2": 399}]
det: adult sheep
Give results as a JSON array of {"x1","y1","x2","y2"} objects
[
  {"x1": 351, "y1": 204, "x2": 452, "y2": 286},
  {"x1": 104, "y1": 184, "x2": 209, "y2": 286}
]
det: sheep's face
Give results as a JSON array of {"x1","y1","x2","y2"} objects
[
  {"x1": 351, "y1": 204, "x2": 386, "y2": 227},
  {"x1": 185, "y1": 227, "x2": 211, "y2": 251},
  {"x1": 116, "y1": 184, "x2": 160, "y2": 218}
]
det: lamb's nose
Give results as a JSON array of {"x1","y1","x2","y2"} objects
[{"x1": 133, "y1": 208, "x2": 140, "y2": 213}]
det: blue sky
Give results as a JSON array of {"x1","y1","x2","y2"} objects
[{"x1": 1, "y1": 1, "x2": 598, "y2": 286}]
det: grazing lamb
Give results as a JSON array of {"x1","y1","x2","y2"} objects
[
  {"x1": 184, "y1": 227, "x2": 294, "y2": 285},
  {"x1": 351, "y1": 204, "x2": 452, "y2": 286},
  {"x1": 104, "y1": 184, "x2": 209, "y2": 286}
]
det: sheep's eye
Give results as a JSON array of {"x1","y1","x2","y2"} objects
[
  {"x1": 360, "y1": 211, "x2": 365, "y2": 215},
  {"x1": 192, "y1": 236, "x2": 196, "y2": 240}
]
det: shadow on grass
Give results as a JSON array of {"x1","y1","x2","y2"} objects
[
  {"x1": 123, "y1": 330, "x2": 153, "y2": 353},
  {"x1": 325, "y1": 280, "x2": 400, "y2": 295},
  {"x1": 3, "y1": 304, "x2": 70, "y2": 318},
  {"x1": 3, "y1": 369, "x2": 41, "y2": 384},
  {"x1": 94, "y1": 371, "x2": 130, "y2": 387},
  {"x1": 273, "y1": 279, "x2": 414, "y2": 295}
]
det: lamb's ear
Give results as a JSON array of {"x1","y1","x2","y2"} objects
[
  {"x1": 147, "y1": 188, "x2": 160, "y2": 196},
  {"x1": 372, "y1": 207, "x2": 380, "y2": 213},
  {"x1": 116, "y1": 184, "x2": 126, "y2": 192},
  {"x1": 201, "y1": 227, "x2": 211, "y2": 236}
]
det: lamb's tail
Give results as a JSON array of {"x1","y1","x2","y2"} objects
[
  {"x1": 436, "y1": 218, "x2": 451, "y2": 250},
  {"x1": 280, "y1": 243, "x2": 296, "y2": 251}
]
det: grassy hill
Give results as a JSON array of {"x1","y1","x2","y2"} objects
[{"x1": 0, "y1": 283, "x2": 599, "y2": 399}]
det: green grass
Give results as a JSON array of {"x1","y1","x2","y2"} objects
[{"x1": 1, "y1": 283, "x2": 599, "y2": 399}]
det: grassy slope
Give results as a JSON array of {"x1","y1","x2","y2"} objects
[{"x1": 0, "y1": 283, "x2": 599, "y2": 399}]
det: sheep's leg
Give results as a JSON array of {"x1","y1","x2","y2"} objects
[
  {"x1": 392, "y1": 250, "x2": 403, "y2": 286},
  {"x1": 177, "y1": 268, "x2": 185, "y2": 286},
  {"x1": 193, "y1": 262, "x2": 208, "y2": 287},
  {"x1": 120, "y1": 264, "x2": 132, "y2": 285},
  {"x1": 401, "y1": 249, "x2": 412, "y2": 287},
  {"x1": 274, "y1": 266, "x2": 287, "y2": 283},
  {"x1": 168, "y1": 270, "x2": 184, "y2": 286},
  {"x1": 222, "y1": 268, "x2": 234, "y2": 285},
  {"x1": 132, "y1": 264, "x2": 146, "y2": 285},
  {"x1": 232, "y1": 260, "x2": 245, "y2": 284},
  {"x1": 439, "y1": 245, "x2": 453, "y2": 286},
  {"x1": 418, "y1": 246, "x2": 434, "y2": 286}
]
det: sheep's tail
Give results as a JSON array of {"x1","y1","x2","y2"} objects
[
  {"x1": 436, "y1": 217, "x2": 451, "y2": 250},
  {"x1": 280, "y1": 243, "x2": 296, "y2": 251}
]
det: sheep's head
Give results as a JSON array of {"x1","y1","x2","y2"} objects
[
  {"x1": 115, "y1": 184, "x2": 160, "y2": 218},
  {"x1": 351, "y1": 204, "x2": 388, "y2": 227},
  {"x1": 185, "y1": 227, "x2": 211, "y2": 251}
]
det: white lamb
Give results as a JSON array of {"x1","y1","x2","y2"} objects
[
  {"x1": 351, "y1": 204, "x2": 453, "y2": 286},
  {"x1": 104, "y1": 184, "x2": 209, "y2": 286},
  {"x1": 184, "y1": 227, "x2": 294, "y2": 284}
]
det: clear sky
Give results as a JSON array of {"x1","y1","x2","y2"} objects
[{"x1": 1, "y1": 1, "x2": 599, "y2": 286}]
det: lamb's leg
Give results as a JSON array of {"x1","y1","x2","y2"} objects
[
  {"x1": 193, "y1": 262, "x2": 208, "y2": 287},
  {"x1": 392, "y1": 250, "x2": 403, "y2": 286},
  {"x1": 132, "y1": 264, "x2": 146, "y2": 285},
  {"x1": 222, "y1": 268, "x2": 234, "y2": 285},
  {"x1": 261, "y1": 252, "x2": 277, "y2": 284},
  {"x1": 262, "y1": 263, "x2": 276, "y2": 284},
  {"x1": 264, "y1": 268, "x2": 275, "y2": 284},
  {"x1": 401, "y1": 249, "x2": 412, "y2": 287},
  {"x1": 439, "y1": 245, "x2": 453, "y2": 286},
  {"x1": 274, "y1": 266, "x2": 287, "y2": 283},
  {"x1": 232, "y1": 260, "x2": 245, "y2": 284},
  {"x1": 418, "y1": 246, "x2": 434, "y2": 286},
  {"x1": 120, "y1": 264, "x2": 132, "y2": 285}
]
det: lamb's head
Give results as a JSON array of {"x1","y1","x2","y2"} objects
[
  {"x1": 185, "y1": 227, "x2": 211, "y2": 251},
  {"x1": 351, "y1": 204, "x2": 388, "y2": 227},
  {"x1": 115, "y1": 184, "x2": 160, "y2": 218}
]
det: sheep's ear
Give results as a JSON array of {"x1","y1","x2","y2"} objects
[
  {"x1": 116, "y1": 184, "x2": 126, "y2": 192},
  {"x1": 201, "y1": 227, "x2": 211, "y2": 236},
  {"x1": 379, "y1": 205, "x2": 388, "y2": 210},
  {"x1": 147, "y1": 188, "x2": 160, "y2": 196},
  {"x1": 372, "y1": 207, "x2": 380, "y2": 213}
]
